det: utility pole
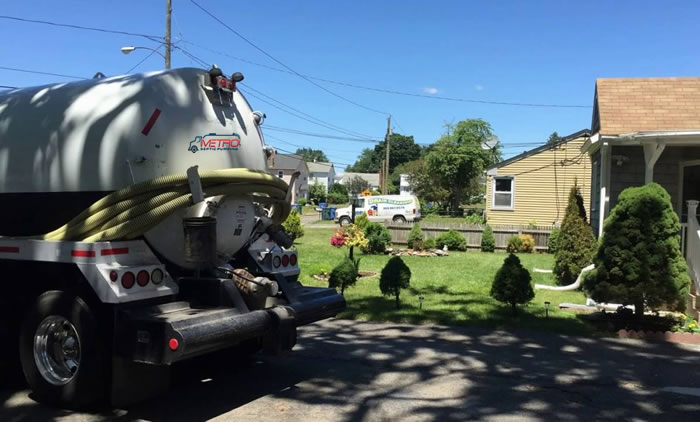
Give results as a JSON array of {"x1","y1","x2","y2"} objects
[
  {"x1": 165, "y1": 0, "x2": 172, "y2": 69},
  {"x1": 383, "y1": 115, "x2": 392, "y2": 194}
]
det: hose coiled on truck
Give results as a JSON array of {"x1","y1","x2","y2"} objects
[{"x1": 38, "y1": 168, "x2": 290, "y2": 242}]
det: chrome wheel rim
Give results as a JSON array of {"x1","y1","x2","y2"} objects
[{"x1": 33, "y1": 316, "x2": 81, "y2": 386}]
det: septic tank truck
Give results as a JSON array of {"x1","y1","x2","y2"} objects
[{"x1": 0, "y1": 66, "x2": 345, "y2": 409}]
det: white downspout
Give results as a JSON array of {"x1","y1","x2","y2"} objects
[
  {"x1": 642, "y1": 141, "x2": 666, "y2": 184},
  {"x1": 598, "y1": 142, "x2": 611, "y2": 237}
]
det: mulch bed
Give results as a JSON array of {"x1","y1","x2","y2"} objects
[
  {"x1": 580, "y1": 311, "x2": 700, "y2": 345},
  {"x1": 617, "y1": 329, "x2": 700, "y2": 345}
]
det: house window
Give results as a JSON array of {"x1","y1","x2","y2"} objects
[
  {"x1": 277, "y1": 170, "x2": 284, "y2": 178},
  {"x1": 492, "y1": 177, "x2": 514, "y2": 209}
]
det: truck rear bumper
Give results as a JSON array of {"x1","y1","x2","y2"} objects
[{"x1": 116, "y1": 278, "x2": 345, "y2": 365}]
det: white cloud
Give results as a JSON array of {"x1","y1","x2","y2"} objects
[
  {"x1": 423, "y1": 87, "x2": 439, "y2": 95},
  {"x1": 474, "y1": 84, "x2": 484, "y2": 91}
]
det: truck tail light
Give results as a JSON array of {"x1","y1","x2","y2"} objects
[
  {"x1": 109, "y1": 270, "x2": 118, "y2": 282},
  {"x1": 289, "y1": 254, "x2": 297, "y2": 266},
  {"x1": 227, "y1": 80, "x2": 235, "y2": 90},
  {"x1": 218, "y1": 78, "x2": 227, "y2": 89},
  {"x1": 282, "y1": 254, "x2": 290, "y2": 267},
  {"x1": 121, "y1": 272, "x2": 135, "y2": 289},
  {"x1": 151, "y1": 268, "x2": 164, "y2": 285},
  {"x1": 273, "y1": 255, "x2": 281, "y2": 268},
  {"x1": 137, "y1": 270, "x2": 150, "y2": 287}
]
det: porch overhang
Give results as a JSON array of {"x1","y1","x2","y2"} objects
[{"x1": 582, "y1": 130, "x2": 700, "y2": 154}]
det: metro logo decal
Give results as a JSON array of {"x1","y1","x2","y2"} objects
[{"x1": 188, "y1": 133, "x2": 241, "y2": 153}]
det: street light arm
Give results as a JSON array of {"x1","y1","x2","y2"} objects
[{"x1": 120, "y1": 46, "x2": 166, "y2": 59}]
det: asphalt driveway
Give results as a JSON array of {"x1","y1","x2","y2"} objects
[{"x1": 2, "y1": 319, "x2": 700, "y2": 421}]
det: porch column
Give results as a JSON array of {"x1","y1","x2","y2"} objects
[
  {"x1": 598, "y1": 142, "x2": 611, "y2": 237},
  {"x1": 643, "y1": 141, "x2": 666, "y2": 184}
]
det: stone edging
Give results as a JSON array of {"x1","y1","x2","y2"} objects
[{"x1": 617, "y1": 329, "x2": 700, "y2": 345}]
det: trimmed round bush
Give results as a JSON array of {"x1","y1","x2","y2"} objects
[
  {"x1": 407, "y1": 224, "x2": 424, "y2": 249},
  {"x1": 436, "y1": 230, "x2": 467, "y2": 251},
  {"x1": 518, "y1": 234, "x2": 535, "y2": 253},
  {"x1": 380, "y1": 256, "x2": 411, "y2": 309},
  {"x1": 490, "y1": 253, "x2": 534, "y2": 314},
  {"x1": 423, "y1": 238, "x2": 437, "y2": 249},
  {"x1": 328, "y1": 257, "x2": 358, "y2": 295},
  {"x1": 481, "y1": 225, "x2": 495, "y2": 252},
  {"x1": 583, "y1": 183, "x2": 690, "y2": 316},
  {"x1": 362, "y1": 223, "x2": 391, "y2": 254},
  {"x1": 506, "y1": 236, "x2": 522, "y2": 253},
  {"x1": 296, "y1": 198, "x2": 307, "y2": 206}
]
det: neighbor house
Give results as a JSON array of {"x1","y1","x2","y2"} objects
[
  {"x1": 337, "y1": 172, "x2": 381, "y2": 191},
  {"x1": 307, "y1": 161, "x2": 336, "y2": 192},
  {"x1": 581, "y1": 76, "x2": 700, "y2": 318},
  {"x1": 484, "y1": 129, "x2": 591, "y2": 227},
  {"x1": 269, "y1": 153, "x2": 309, "y2": 204}
]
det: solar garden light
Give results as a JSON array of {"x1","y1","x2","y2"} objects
[
  {"x1": 419, "y1": 295, "x2": 425, "y2": 309},
  {"x1": 544, "y1": 301, "x2": 551, "y2": 318}
]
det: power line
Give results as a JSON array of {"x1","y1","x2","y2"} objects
[
  {"x1": 125, "y1": 44, "x2": 165, "y2": 74},
  {"x1": 188, "y1": 0, "x2": 389, "y2": 115},
  {"x1": 0, "y1": 15, "x2": 163, "y2": 42},
  {"x1": 242, "y1": 84, "x2": 376, "y2": 139},
  {"x1": 264, "y1": 134, "x2": 354, "y2": 164},
  {"x1": 0, "y1": 85, "x2": 18, "y2": 90},
  {"x1": 180, "y1": 40, "x2": 590, "y2": 109},
  {"x1": 265, "y1": 125, "x2": 382, "y2": 143},
  {"x1": 268, "y1": 145, "x2": 349, "y2": 168},
  {"x1": 0, "y1": 66, "x2": 86, "y2": 80}
]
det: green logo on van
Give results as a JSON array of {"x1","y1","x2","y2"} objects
[{"x1": 367, "y1": 198, "x2": 413, "y2": 206}]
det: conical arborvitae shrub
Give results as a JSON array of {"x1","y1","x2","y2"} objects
[
  {"x1": 481, "y1": 224, "x2": 495, "y2": 252},
  {"x1": 553, "y1": 185, "x2": 597, "y2": 285},
  {"x1": 380, "y1": 256, "x2": 411, "y2": 309},
  {"x1": 407, "y1": 224, "x2": 424, "y2": 249},
  {"x1": 583, "y1": 183, "x2": 690, "y2": 317},
  {"x1": 490, "y1": 253, "x2": 534, "y2": 314}
]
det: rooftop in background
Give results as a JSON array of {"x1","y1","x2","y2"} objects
[
  {"x1": 307, "y1": 161, "x2": 335, "y2": 173},
  {"x1": 487, "y1": 129, "x2": 590, "y2": 170},
  {"x1": 269, "y1": 153, "x2": 305, "y2": 169},
  {"x1": 338, "y1": 172, "x2": 380, "y2": 186},
  {"x1": 593, "y1": 77, "x2": 700, "y2": 135}
]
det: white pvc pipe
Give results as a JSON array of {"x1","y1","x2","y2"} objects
[{"x1": 535, "y1": 264, "x2": 595, "y2": 291}]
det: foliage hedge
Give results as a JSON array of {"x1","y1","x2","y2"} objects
[
  {"x1": 423, "y1": 238, "x2": 437, "y2": 249},
  {"x1": 506, "y1": 236, "x2": 522, "y2": 253},
  {"x1": 354, "y1": 213, "x2": 370, "y2": 230},
  {"x1": 407, "y1": 224, "x2": 424, "y2": 249},
  {"x1": 582, "y1": 183, "x2": 690, "y2": 316},
  {"x1": 481, "y1": 225, "x2": 495, "y2": 252},
  {"x1": 547, "y1": 227, "x2": 561, "y2": 254},
  {"x1": 282, "y1": 208, "x2": 304, "y2": 242},
  {"x1": 436, "y1": 229, "x2": 467, "y2": 251},
  {"x1": 518, "y1": 234, "x2": 535, "y2": 253},
  {"x1": 362, "y1": 223, "x2": 392, "y2": 254}
]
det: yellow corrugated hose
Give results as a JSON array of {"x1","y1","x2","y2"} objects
[{"x1": 39, "y1": 168, "x2": 290, "y2": 242}]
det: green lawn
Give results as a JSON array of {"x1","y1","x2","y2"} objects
[{"x1": 294, "y1": 228, "x2": 595, "y2": 335}]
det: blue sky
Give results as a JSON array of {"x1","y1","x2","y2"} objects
[{"x1": 1, "y1": 1, "x2": 699, "y2": 170}]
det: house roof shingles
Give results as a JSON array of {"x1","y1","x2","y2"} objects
[
  {"x1": 595, "y1": 77, "x2": 700, "y2": 135},
  {"x1": 270, "y1": 153, "x2": 304, "y2": 170},
  {"x1": 307, "y1": 161, "x2": 334, "y2": 173}
]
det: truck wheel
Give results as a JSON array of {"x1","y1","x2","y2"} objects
[
  {"x1": 338, "y1": 216, "x2": 352, "y2": 227},
  {"x1": 392, "y1": 215, "x2": 407, "y2": 223},
  {"x1": 19, "y1": 291, "x2": 107, "y2": 410}
]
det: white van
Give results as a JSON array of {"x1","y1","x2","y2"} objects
[{"x1": 335, "y1": 195, "x2": 421, "y2": 226}]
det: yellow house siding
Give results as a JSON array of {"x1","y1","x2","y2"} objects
[{"x1": 486, "y1": 137, "x2": 591, "y2": 226}]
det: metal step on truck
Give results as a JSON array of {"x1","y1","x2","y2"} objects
[{"x1": 0, "y1": 66, "x2": 345, "y2": 409}]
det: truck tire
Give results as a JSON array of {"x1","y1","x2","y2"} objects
[
  {"x1": 19, "y1": 291, "x2": 108, "y2": 410},
  {"x1": 338, "y1": 216, "x2": 352, "y2": 227},
  {"x1": 392, "y1": 215, "x2": 407, "y2": 223}
]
